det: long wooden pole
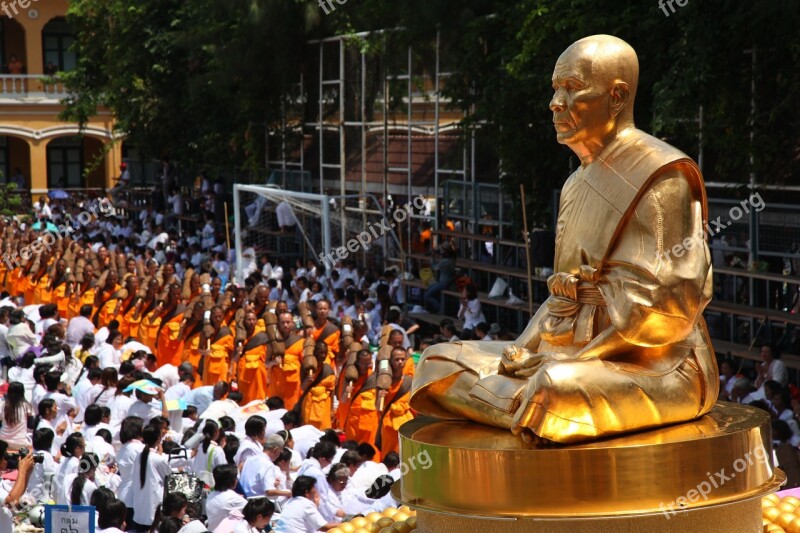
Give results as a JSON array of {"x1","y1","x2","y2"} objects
[
  {"x1": 224, "y1": 202, "x2": 231, "y2": 252},
  {"x1": 520, "y1": 184, "x2": 534, "y2": 316}
]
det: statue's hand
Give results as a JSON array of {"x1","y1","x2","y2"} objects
[{"x1": 502, "y1": 346, "x2": 570, "y2": 378}]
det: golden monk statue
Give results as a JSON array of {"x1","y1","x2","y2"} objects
[{"x1": 410, "y1": 35, "x2": 718, "y2": 444}]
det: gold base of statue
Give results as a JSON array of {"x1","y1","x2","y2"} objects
[{"x1": 394, "y1": 402, "x2": 784, "y2": 532}]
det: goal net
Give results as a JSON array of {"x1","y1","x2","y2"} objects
[{"x1": 232, "y1": 183, "x2": 405, "y2": 283}]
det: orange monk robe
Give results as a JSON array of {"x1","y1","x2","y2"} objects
[
  {"x1": 7, "y1": 268, "x2": 22, "y2": 298},
  {"x1": 138, "y1": 308, "x2": 163, "y2": 354},
  {"x1": 95, "y1": 285, "x2": 122, "y2": 327},
  {"x1": 51, "y1": 281, "x2": 70, "y2": 318},
  {"x1": 118, "y1": 302, "x2": 140, "y2": 340},
  {"x1": 68, "y1": 286, "x2": 95, "y2": 320},
  {"x1": 403, "y1": 357, "x2": 416, "y2": 378},
  {"x1": 339, "y1": 374, "x2": 380, "y2": 446},
  {"x1": 33, "y1": 274, "x2": 52, "y2": 305},
  {"x1": 181, "y1": 330, "x2": 204, "y2": 387},
  {"x1": 378, "y1": 376, "x2": 414, "y2": 458},
  {"x1": 279, "y1": 335, "x2": 304, "y2": 410},
  {"x1": 237, "y1": 332, "x2": 269, "y2": 404},
  {"x1": 156, "y1": 311, "x2": 186, "y2": 368},
  {"x1": 22, "y1": 274, "x2": 37, "y2": 304},
  {"x1": 300, "y1": 364, "x2": 336, "y2": 431},
  {"x1": 313, "y1": 322, "x2": 340, "y2": 367},
  {"x1": 0, "y1": 262, "x2": 8, "y2": 292},
  {"x1": 202, "y1": 328, "x2": 234, "y2": 386}
]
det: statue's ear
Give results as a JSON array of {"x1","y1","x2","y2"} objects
[{"x1": 609, "y1": 81, "x2": 630, "y2": 117}]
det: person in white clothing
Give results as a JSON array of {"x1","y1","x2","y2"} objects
[
  {"x1": 457, "y1": 284, "x2": 486, "y2": 339},
  {"x1": 98, "y1": 499, "x2": 128, "y2": 532},
  {"x1": 205, "y1": 464, "x2": 247, "y2": 531},
  {"x1": 0, "y1": 382, "x2": 34, "y2": 449},
  {"x1": 59, "y1": 452, "x2": 98, "y2": 506},
  {"x1": 319, "y1": 463, "x2": 350, "y2": 523},
  {"x1": 116, "y1": 417, "x2": 145, "y2": 518},
  {"x1": 233, "y1": 415, "x2": 267, "y2": 468},
  {"x1": 0, "y1": 440, "x2": 35, "y2": 533},
  {"x1": 130, "y1": 425, "x2": 172, "y2": 529},
  {"x1": 273, "y1": 475, "x2": 339, "y2": 532},
  {"x1": 191, "y1": 420, "x2": 227, "y2": 488},
  {"x1": 28, "y1": 428, "x2": 56, "y2": 503},
  {"x1": 755, "y1": 343, "x2": 789, "y2": 389},
  {"x1": 239, "y1": 435, "x2": 287, "y2": 498},
  {"x1": 231, "y1": 497, "x2": 275, "y2": 533},
  {"x1": 127, "y1": 388, "x2": 169, "y2": 425}
]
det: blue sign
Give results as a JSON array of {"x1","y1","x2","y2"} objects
[{"x1": 44, "y1": 505, "x2": 95, "y2": 533}]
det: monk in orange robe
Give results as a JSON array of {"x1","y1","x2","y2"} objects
[
  {"x1": 48, "y1": 260, "x2": 70, "y2": 317},
  {"x1": 299, "y1": 341, "x2": 336, "y2": 430},
  {"x1": 200, "y1": 307, "x2": 235, "y2": 386},
  {"x1": 179, "y1": 301, "x2": 206, "y2": 387},
  {"x1": 311, "y1": 300, "x2": 340, "y2": 366},
  {"x1": 339, "y1": 350, "x2": 377, "y2": 443},
  {"x1": 276, "y1": 312, "x2": 304, "y2": 410},
  {"x1": 155, "y1": 288, "x2": 187, "y2": 368},
  {"x1": 236, "y1": 311, "x2": 270, "y2": 404},
  {"x1": 67, "y1": 264, "x2": 95, "y2": 319},
  {"x1": 386, "y1": 328, "x2": 416, "y2": 378},
  {"x1": 126, "y1": 278, "x2": 159, "y2": 340},
  {"x1": 92, "y1": 270, "x2": 121, "y2": 327},
  {"x1": 116, "y1": 276, "x2": 141, "y2": 340},
  {"x1": 376, "y1": 347, "x2": 415, "y2": 457}
]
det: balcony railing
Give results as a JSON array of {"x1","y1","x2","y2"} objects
[{"x1": 0, "y1": 74, "x2": 68, "y2": 98}]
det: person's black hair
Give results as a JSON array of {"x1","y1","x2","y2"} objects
[
  {"x1": 341, "y1": 450, "x2": 360, "y2": 467},
  {"x1": 320, "y1": 429, "x2": 340, "y2": 446},
  {"x1": 33, "y1": 364, "x2": 52, "y2": 384},
  {"x1": 33, "y1": 427, "x2": 55, "y2": 452},
  {"x1": 149, "y1": 415, "x2": 169, "y2": 430},
  {"x1": 162, "y1": 440, "x2": 181, "y2": 456},
  {"x1": 89, "y1": 487, "x2": 115, "y2": 517},
  {"x1": 118, "y1": 360, "x2": 135, "y2": 376},
  {"x1": 70, "y1": 452, "x2": 99, "y2": 505},
  {"x1": 244, "y1": 415, "x2": 267, "y2": 438},
  {"x1": 39, "y1": 303, "x2": 58, "y2": 319},
  {"x1": 182, "y1": 405, "x2": 198, "y2": 418},
  {"x1": 107, "y1": 320, "x2": 120, "y2": 332},
  {"x1": 242, "y1": 497, "x2": 275, "y2": 524},
  {"x1": 162, "y1": 492, "x2": 188, "y2": 517},
  {"x1": 386, "y1": 309, "x2": 401, "y2": 324},
  {"x1": 223, "y1": 434, "x2": 239, "y2": 465},
  {"x1": 341, "y1": 440, "x2": 358, "y2": 452},
  {"x1": 95, "y1": 428, "x2": 113, "y2": 445},
  {"x1": 106, "y1": 330, "x2": 122, "y2": 345},
  {"x1": 292, "y1": 475, "x2": 317, "y2": 498},
  {"x1": 474, "y1": 322, "x2": 490, "y2": 335},
  {"x1": 61, "y1": 432, "x2": 84, "y2": 458},
  {"x1": 120, "y1": 416, "x2": 144, "y2": 444},
  {"x1": 156, "y1": 516, "x2": 182, "y2": 533},
  {"x1": 212, "y1": 463, "x2": 238, "y2": 492},
  {"x1": 218, "y1": 415, "x2": 236, "y2": 433},
  {"x1": 266, "y1": 396, "x2": 285, "y2": 410},
  {"x1": 140, "y1": 424, "x2": 160, "y2": 488},
  {"x1": 765, "y1": 343, "x2": 782, "y2": 359},
  {"x1": 356, "y1": 442, "x2": 377, "y2": 460},
  {"x1": 80, "y1": 333, "x2": 95, "y2": 350},
  {"x1": 383, "y1": 451, "x2": 400, "y2": 469},
  {"x1": 18, "y1": 352, "x2": 36, "y2": 369},
  {"x1": 281, "y1": 410, "x2": 300, "y2": 428},
  {"x1": 98, "y1": 499, "x2": 127, "y2": 529},
  {"x1": 312, "y1": 440, "x2": 336, "y2": 461},
  {"x1": 44, "y1": 371, "x2": 62, "y2": 392},
  {"x1": 84, "y1": 404, "x2": 103, "y2": 426},
  {"x1": 763, "y1": 380, "x2": 783, "y2": 397},
  {"x1": 774, "y1": 419, "x2": 793, "y2": 442},
  {"x1": 0, "y1": 440, "x2": 7, "y2": 460},
  {"x1": 201, "y1": 419, "x2": 220, "y2": 453},
  {"x1": 275, "y1": 448, "x2": 292, "y2": 466},
  {"x1": 87, "y1": 367, "x2": 103, "y2": 381},
  {"x1": 181, "y1": 428, "x2": 198, "y2": 447},
  {"x1": 79, "y1": 304, "x2": 93, "y2": 318},
  {"x1": 2, "y1": 382, "x2": 27, "y2": 427}
]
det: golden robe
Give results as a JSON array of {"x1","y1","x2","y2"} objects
[
  {"x1": 300, "y1": 364, "x2": 336, "y2": 430},
  {"x1": 410, "y1": 129, "x2": 718, "y2": 443},
  {"x1": 202, "y1": 328, "x2": 234, "y2": 386},
  {"x1": 237, "y1": 332, "x2": 269, "y2": 404},
  {"x1": 378, "y1": 376, "x2": 414, "y2": 457}
]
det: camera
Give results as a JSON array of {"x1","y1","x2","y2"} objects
[{"x1": 15, "y1": 448, "x2": 45, "y2": 464}]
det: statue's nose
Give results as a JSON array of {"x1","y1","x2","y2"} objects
[{"x1": 550, "y1": 92, "x2": 566, "y2": 112}]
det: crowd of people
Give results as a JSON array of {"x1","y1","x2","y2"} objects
[{"x1": 0, "y1": 189, "x2": 448, "y2": 532}]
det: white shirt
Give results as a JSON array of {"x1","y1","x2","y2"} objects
[
  {"x1": 0, "y1": 400, "x2": 32, "y2": 449},
  {"x1": 273, "y1": 497, "x2": 327, "y2": 533},
  {"x1": 117, "y1": 440, "x2": 145, "y2": 507},
  {"x1": 234, "y1": 436, "x2": 263, "y2": 468},
  {"x1": 131, "y1": 448, "x2": 172, "y2": 525},
  {"x1": 85, "y1": 384, "x2": 116, "y2": 408},
  {"x1": 127, "y1": 399, "x2": 163, "y2": 425},
  {"x1": 458, "y1": 298, "x2": 486, "y2": 330},
  {"x1": 108, "y1": 394, "x2": 135, "y2": 427},
  {"x1": 240, "y1": 453, "x2": 279, "y2": 497},
  {"x1": 291, "y1": 425, "x2": 324, "y2": 460},
  {"x1": 205, "y1": 489, "x2": 247, "y2": 531},
  {"x1": 191, "y1": 442, "x2": 227, "y2": 487},
  {"x1": 58, "y1": 474, "x2": 97, "y2": 506},
  {"x1": 28, "y1": 451, "x2": 56, "y2": 503},
  {"x1": 0, "y1": 479, "x2": 16, "y2": 533}
]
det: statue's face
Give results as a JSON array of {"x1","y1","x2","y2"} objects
[{"x1": 550, "y1": 46, "x2": 614, "y2": 146}]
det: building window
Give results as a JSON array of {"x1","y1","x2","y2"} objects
[
  {"x1": 42, "y1": 18, "x2": 77, "y2": 73},
  {"x1": 48, "y1": 137, "x2": 83, "y2": 188}
]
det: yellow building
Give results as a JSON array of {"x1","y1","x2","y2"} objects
[{"x1": 0, "y1": 0, "x2": 120, "y2": 195}]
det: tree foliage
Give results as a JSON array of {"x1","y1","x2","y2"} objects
[{"x1": 64, "y1": 0, "x2": 799, "y2": 222}]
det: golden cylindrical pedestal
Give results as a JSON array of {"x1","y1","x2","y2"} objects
[{"x1": 394, "y1": 403, "x2": 783, "y2": 531}]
